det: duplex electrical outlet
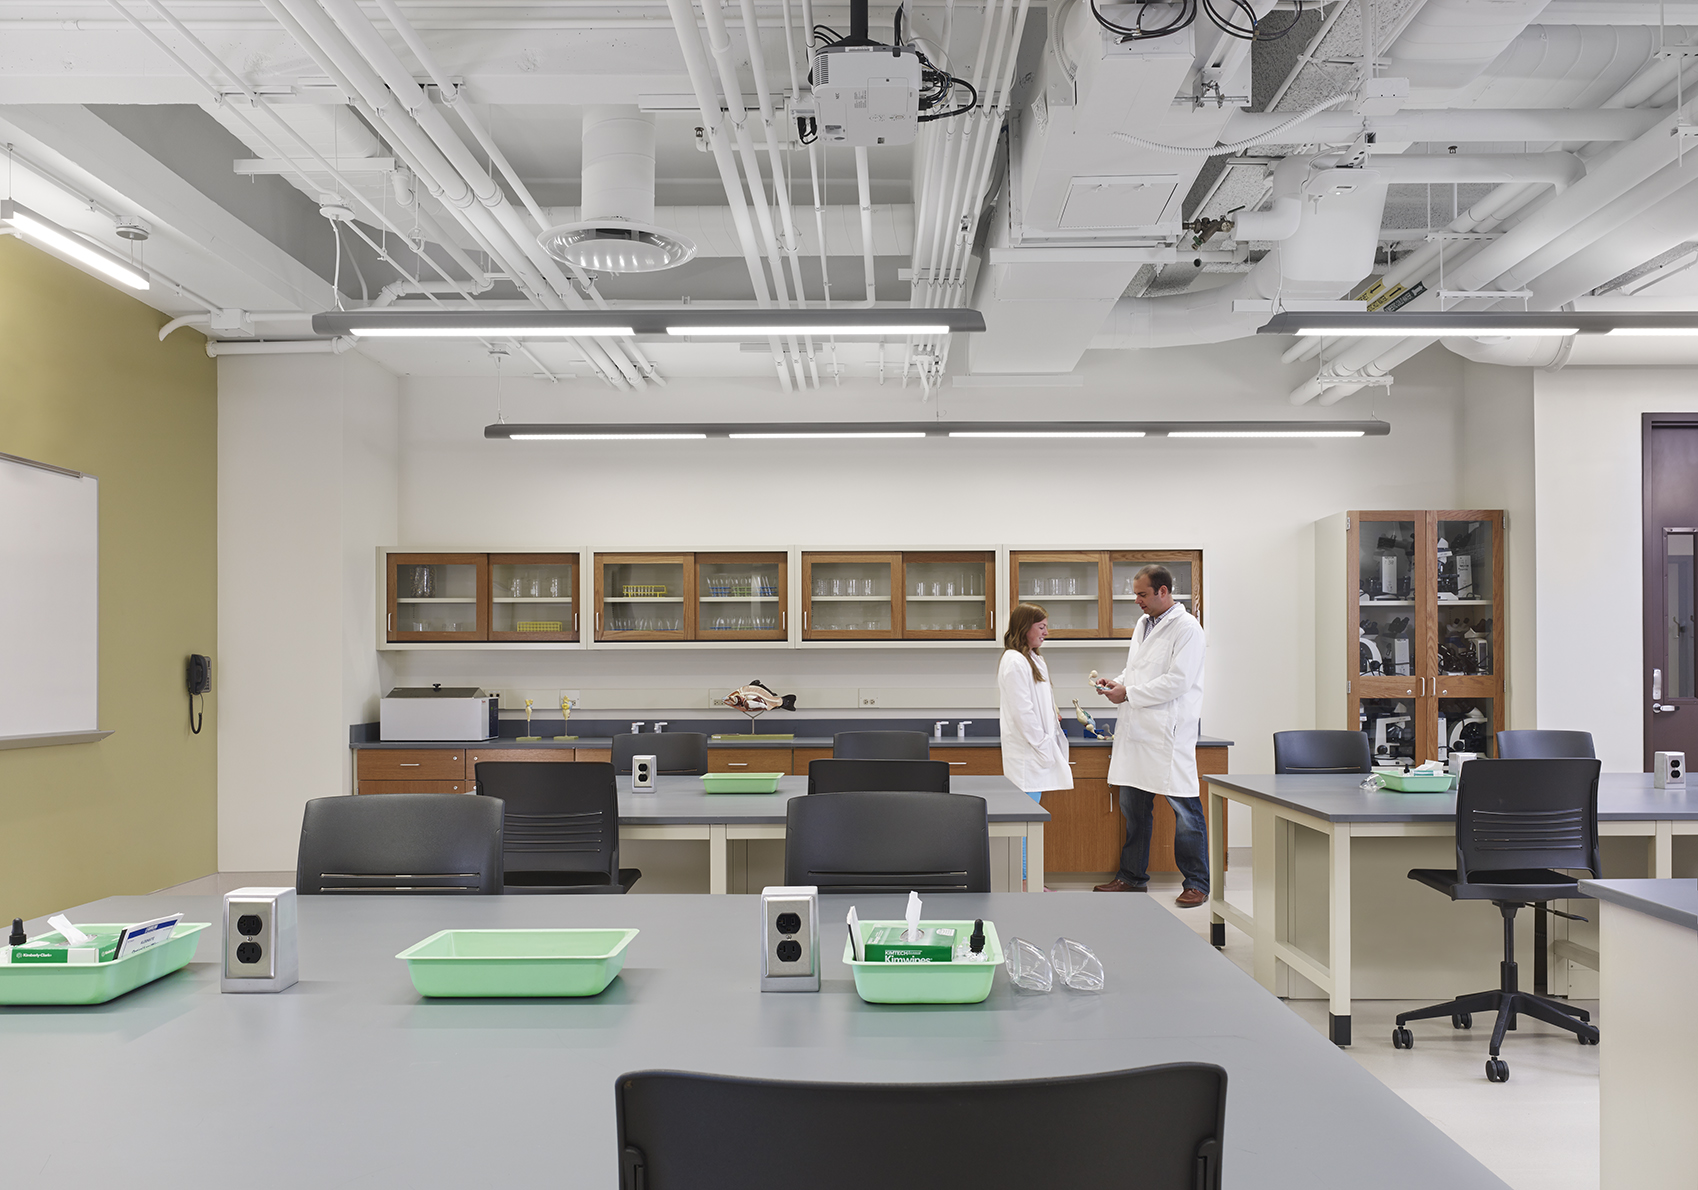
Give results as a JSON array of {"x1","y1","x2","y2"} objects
[
  {"x1": 222, "y1": 886, "x2": 298, "y2": 994},
  {"x1": 631, "y1": 755, "x2": 657, "y2": 791},
  {"x1": 1656, "y1": 751, "x2": 1686, "y2": 789},
  {"x1": 760, "y1": 886, "x2": 819, "y2": 992}
]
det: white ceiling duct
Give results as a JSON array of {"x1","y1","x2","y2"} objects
[
  {"x1": 1385, "y1": 0, "x2": 1556, "y2": 92},
  {"x1": 538, "y1": 107, "x2": 696, "y2": 274}
]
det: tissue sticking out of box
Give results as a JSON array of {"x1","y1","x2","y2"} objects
[{"x1": 903, "y1": 891, "x2": 922, "y2": 942}]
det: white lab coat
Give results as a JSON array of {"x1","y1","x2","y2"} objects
[
  {"x1": 998, "y1": 649, "x2": 1073, "y2": 793},
  {"x1": 1107, "y1": 605, "x2": 1206, "y2": 797}
]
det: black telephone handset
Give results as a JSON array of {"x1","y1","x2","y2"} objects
[{"x1": 187, "y1": 655, "x2": 210, "y2": 734}]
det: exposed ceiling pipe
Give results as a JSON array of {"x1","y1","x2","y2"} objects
[
  {"x1": 785, "y1": 0, "x2": 835, "y2": 384},
  {"x1": 1383, "y1": 0, "x2": 1556, "y2": 91},
  {"x1": 1375, "y1": 152, "x2": 1585, "y2": 191},
  {"x1": 206, "y1": 337, "x2": 353, "y2": 356},
  {"x1": 855, "y1": 147, "x2": 878, "y2": 306},
  {"x1": 664, "y1": 0, "x2": 792, "y2": 391},
  {"x1": 372, "y1": 276, "x2": 500, "y2": 307},
  {"x1": 1220, "y1": 106, "x2": 1664, "y2": 145}
]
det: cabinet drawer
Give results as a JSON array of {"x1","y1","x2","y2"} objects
[
  {"x1": 357, "y1": 780, "x2": 469, "y2": 795},
  {"x1": 1066, "y1": 749, "x2": 1112, "y2": 779},
  {"x1": 938, "y1": 746, "x2": 1002, "y2": 776},
  {"x1": 467, "y1": 748, "x2": 576, "y2": 771},
  {"x1": 792, "y1": 748, "x2": 832, "y2": 770},
  {"x1": 709, "y1": 748, "x2": 792, "y2": 774},
  {"x1": 356, "y1": 749, "x2": 466, "y2": 781}
]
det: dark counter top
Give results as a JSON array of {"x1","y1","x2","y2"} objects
[
  {"x1": 352, "y1": 733, "x2": 1235, "y2": 751},
  {"x1": 1207, "y1": 771, "x2": 1698, "y2": 822},
  {"x1": 1579, "y1": 878, "x2": 1698, "y2": 931}
]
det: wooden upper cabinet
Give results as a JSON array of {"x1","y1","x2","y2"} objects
[
  {"x1": 901, "y1": 551, "x2": 995, "y2": 640},
  {"x1": 695, "y1": 552, "x2": 787, "y2": 641},
  {"x1": 594, "y1": 553, "x2": 695, "y2": 641},
  {"x1": 1009, "y1": 551, "x2": 1106, "y2": 638},
  {"x1": 489, "y1": 553, "x2": 578, "y2": 642},
  {"x1": 387, "y1": 553, "x2": 488, "y2": 642},
  {"x1": 801, "y1": 552, "x2": 903, "y2": 640},
  {"x1": 1108, "y1": 550, "x2": 1204, "y2": 637}
]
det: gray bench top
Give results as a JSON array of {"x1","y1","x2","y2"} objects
[
  {"x1": 354, "y1": 734, "x2": 1236, "y2": 751},
  {"x1": 0, "y1": 891, "x2": 1505, "y2": 1190},
  {"x1": 1206, "y1": 771, "x2": 1698, "y2": 823},
  {"x1": 1579, "y1": 878, "x2": 1698, "y2": 931},
  {"x1": 619, "y1": 773, "x2": 1048, "y2": 825}
]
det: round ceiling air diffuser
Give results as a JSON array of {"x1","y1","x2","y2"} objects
[{"x1": 538, "y1": 221, "x2": 696, "y2": 273}]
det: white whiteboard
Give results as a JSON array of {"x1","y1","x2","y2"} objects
[{"x1": 0, "y1": 453, "x2": 100, "y2": 744}]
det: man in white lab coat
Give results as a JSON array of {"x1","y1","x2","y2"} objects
[{"x1": 1093, "y1": 565, "x2": 1209, "y2": 906}]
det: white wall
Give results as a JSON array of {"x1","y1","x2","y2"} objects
[
  {"x1": 218, "y1": 351, "x2": 397, "y2": 870},
  {"x1": 1533, "y1": 367, "x2": 1698, "y2": 770}
]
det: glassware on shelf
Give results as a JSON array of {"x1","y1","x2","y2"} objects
[
  {"x1": 549, "y1": 576, "x2": 560, "y2": 598},
  {"x1": 410, "y1": 566, "x2": 434, "y2": 598},
  {"x1": 510, "y1": 577, "x2": 522, "y2": 598}
]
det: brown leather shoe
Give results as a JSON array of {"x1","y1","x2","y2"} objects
[
  {"x1": 1174, "y1": 888, "x2": 1208, "y2": 908},
  {"x1": 1093, "y1": 877, "x2": 1148, "y2": 893}
]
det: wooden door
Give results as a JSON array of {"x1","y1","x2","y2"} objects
[
  {"x1": 387, "y1": 553, "x2": 488, "y2": 642},
  {"x1": 1040, "y1": 750, "x2": 1120, "y2": 873},
  {"x1": 695, "y1": 552, "x2": 787, "y2": 641},
  {"x1": 901, "y1": 551, "x2": 995, "y2": 639},
  {"x1": 595, "y1": 553, "x2": 694, "y2": 641},
  {"x1": 801, "y1": 552, "x2": 902, "y2": 640},
  {"x1": 1429, "y1": 511, "x2": 1504, "y2": 760},
  {"x1": 1009, "y1": 551, "x2": 1106, "y2": 638},
  {"x1": 488, "y1": 553, "x2": 578, "y2": 641},
  {"x1": 1348, "y1": 512, "x2": 1428, "y2": 763}
]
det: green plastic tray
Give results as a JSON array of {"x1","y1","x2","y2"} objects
[
  {"x1": 397, "y1": 928, "x2": 638, "y2": 997},
  {"x1": 1374, "y1": 770, "x2": 1455, "y2": 792},
  {"x1": 842, "y1": 920, "x2": 1002, "y2": 1004},
  {"x1": 700, "y1": 772, "x2": 784, "y2": 794},
  {"x1": 0, "y1": 922, "x2": 209, "y2": 1006}
]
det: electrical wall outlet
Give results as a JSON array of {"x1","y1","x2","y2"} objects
[
  {"x1": 760, "y1": 886, "x2": 819, "y2": 992},
  {"x1": 1656, "y1": 751, "x2": 1686, "y2": 789},
  {"x1": 222, "y1": 886, "x2": 299, "y2": 994},
  {"x1": 631, "y1": 755, "x2": 657, "y2": 791}
]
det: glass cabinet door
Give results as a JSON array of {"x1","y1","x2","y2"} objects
[
  {"x1": 1435, "y1": 697, "x2": 1496, "y2": 760},
  {"x1": 595, "y1": 553, "x2": 693, "y2": 641},
  {"x1": 1434, "y1": 515, "x2": 1499, "y2": 684},
  {"x1": 489, "y1": 553, "x2": 577, "y2": 641},
  {"x1": 696, "y1": 552, "x2": 786, "y2": 640},
  {"x1": 1109, "y1": 550, "x2": 1202, "y2": 636},
  {"x1": 802, "y1": 552, "x2": 901, "y2": 640},
  {"x1": 1009, "y1": 551, "x2": 1103, "y2": 638},
  {"x1": 388, "y1": 553, "x2": 487, "y2": 641},
  {"x1": 902, "y1": 551, "x2": 994, "y2": 639},
  {"x1": 1355, "y1": 517, "x2": 1421, "y2": 681}
]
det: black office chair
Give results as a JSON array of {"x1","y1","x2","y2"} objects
[
  {"x1": 296, "y1": 794, "x2": 503, "y2": 894},
  {"x1": 1273, "y1": 730, "x2": 1372, "y2": 774},
  {"x1": 785, "y1": 790, "x2": 989, "y2": 892},
  {"x1": 832, "y1": 730, "x2": 931, "y2": 760},
  {"x1": 1390, "y1": 758, "x2": 1601, "y2": 1082},
  {"x1": 610, "y1": 732, "x2": 709, "y2": 775},
  {"x1": 474, "y1": 762, "x2": 640, "y2": 893},
  {"x1": 806, "y1": 758, "x2": 950, "y2": 795},
  {"x1": 1495, "y1": 730, "x2": 1595, "y2": 760},
  {"x1": 614, "y1": 1064, "x2": 1227, "y2": 1190}
]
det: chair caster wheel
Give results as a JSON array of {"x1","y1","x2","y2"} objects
[
  {"x1": 1485, "y1": 1058, "x2": 1510, "y2": 1083},
  {"x1": 1579, "y1": 1031, "x2": 1599, "y2": 1045},
  {"x1": 1391, "y1": 1027, "x2": 1413, "y2": 1049},
  {"x1": 1452, "y1": 1013, "x2": 1472, "y2": 1030}
]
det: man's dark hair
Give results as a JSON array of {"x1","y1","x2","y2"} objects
[{"x1": 1136, "y1": 564, "x2": 1174, "y2": 596}]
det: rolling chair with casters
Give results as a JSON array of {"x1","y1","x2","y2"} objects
[
  {"x1": 784, "y1": 790, "x2": 990, "y2": 893},
  {"x1": 615, "y1": 1064, "x2": 1228, "y2": 1190},
  {"x1": 832, "y1": 730, "x2": 930, "y2": 760},
  {"x1": 1389, "y1": 757, "x2": 1601, "y2": 1082},
  {"x1": 610, "y1": 732, "x2": 709, "y2": 775},
  {"x1": 296, "y1": 794, "x2": 504, "y2": 894},
  {"x1": 1272, "y1": 730, "x2": 1372, "y2": 774},
  {"x1": 475, "y1": 761, "x2": 640, "y2": 893},
  {"x1": 806, "y1": 758, "x2": 950, "y2": 795}
]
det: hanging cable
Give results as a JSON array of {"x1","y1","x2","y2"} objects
[
  {"x1": 1090, "y1": 0, "x2": 1195, "y2": 42},
  {"x1": 1200, "y1": 0, "x2": 1305, "y2": 41}
]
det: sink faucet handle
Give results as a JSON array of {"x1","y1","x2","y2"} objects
[
  {"x1": 934, "y1": 720, "x2": 949, "y2": 738},
  {"x1": 957, "y1": 720, "x2": 973, "y2": 738},
  {"x1": 653, "y1": 721, "x2": 667, "y2": 733},
  {"x1": 631, "y1": 721, "x2": 645, "y2": 734}
]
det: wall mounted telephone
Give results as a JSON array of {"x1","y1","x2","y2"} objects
[{"x1": 187, "y1": 654, "x2": 210, "y2": 734}]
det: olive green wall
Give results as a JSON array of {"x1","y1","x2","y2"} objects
[{"x1": 0, "y1": 237, "x2": 217, "y2": 920}]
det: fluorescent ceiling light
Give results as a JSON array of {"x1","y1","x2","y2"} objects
[
  {"x1": 488, "y1": 420, "x2": 1390, "y2": 440},
  {"x1": 1293, "y1": 325, "x2": 1577, "y2": 337},
  {"x1": 1, "y1": 200, "x2": 149, "y2": 291},
  {"x1": 508, "y1": 432, "x2": 708, "y2": 441},
  {"x1": 669, "y1": 325, "x2": 951, "y2": 337},
  {"x1": 1604, "y1": 326, "x2": 1698, "y2": 336},
  {"x1": 948, "y1": 431, "x2": 1146, "y2": 438},
  {"x1": 1169, "y1": 430, "x2": 1365, "y2": 438},
  {"x1": 350, "y1": 325, "x2": 635, "y2": 338},
  {"x1": 314, "y1": 308, "x2": 985, "y2": 338},
  {"x1": 1265, "y1": 310, "x2": 1698, "y2": 336},
  {"x1": 727, "y1": 432, "x2": 927, "y2": 439}
]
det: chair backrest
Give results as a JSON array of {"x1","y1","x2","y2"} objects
[
  {"x1": 296, "y1": 794, "x2": 503, "y2": 894},
  {"x1": 784, "y1": 790, "x2": 989, "y2": 892},
  {"x1": 806, "y1": 758, "x2": 950, "y2": 795},
  {"x1": 1272, "y1": 730, "x2": 1372, "y2": 774},
  {"x1": 832, "y1": 730, "x2": 931, "y2": 760},
  {"x1": 610, "y1": 733, "x2": 709, "y2": 775},
  {"x1": 1454, "y1": 758, "x2": 1601, "y2": 881},
  {"x1": 1494, "y1": 730, "x2": 1596, "y2": 760},
  {"x1": 475, "y1": 761, "x2": 620, "y2": 887},
  {"x1": 615, "y1": 1064, "x2": 1227, "y2": 1190}
]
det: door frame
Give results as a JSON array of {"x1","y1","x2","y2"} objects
[{"x1": 1642, "y1": 414, "x2": 1698, "y2": 769}]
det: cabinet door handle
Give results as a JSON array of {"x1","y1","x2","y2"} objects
[
  {"x1": 948, "y1": 761, "x2": 967, "y2": 766},
  {"x1": 803, "y1": 610, "x2": 808, "y2": 630},
  {"x1": 399, "y1": 763, "x2": 420, "y2": 767},
  {"x1": 727, "y1": 762, "x2": 748, "y2": 767},
  {"x1": 782, "y1": 610, "x2": 786, "y2": 630},
  {"x1": 596, "y1": 611, "x2": 601, "y2": 631},
  {"x1": 387, "y1": 612, "x2": 392, "y2": 631}
]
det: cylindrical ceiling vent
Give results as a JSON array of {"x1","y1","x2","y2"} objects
[{"x1": 539, "y1": 106, "x2": 696, "y2": 273}]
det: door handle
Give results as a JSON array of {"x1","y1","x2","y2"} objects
[
  {"x1": 1653, "y1": 668, "x2": 1663, "y2": 701},
  {"x1": 1654, "y1": 704, "x2": 1680, "y2": 714}
]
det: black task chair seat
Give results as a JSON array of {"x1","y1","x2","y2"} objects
[{"x1": 1408, "y1": 867, "x2": 1581, "y2": 903}]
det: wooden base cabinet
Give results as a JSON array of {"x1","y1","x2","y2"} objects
[{"x1": 1042, "y1": 745, "x2": 1229, "y2": 876}]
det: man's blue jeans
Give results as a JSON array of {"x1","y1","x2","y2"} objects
[{"x1": 1117, "y1": 786, "x2": 1210, "y2": 893}]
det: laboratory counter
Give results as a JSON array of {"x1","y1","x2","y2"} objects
[{"x1": 349, "y1": 732, "x2": 1237, "y2": 751}]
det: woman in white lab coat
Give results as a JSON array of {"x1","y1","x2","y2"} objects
[{"x1": 998, "y1": 602, "x2": 1073, "y2": 800}]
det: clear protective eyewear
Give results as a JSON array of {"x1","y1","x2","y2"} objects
[
  {"x1": 1005, "y1": 937, "x2": 1054, "y2": 993},
  {"x1": 1005, "y1": 937, "x2": 1105, "y2": 993}
]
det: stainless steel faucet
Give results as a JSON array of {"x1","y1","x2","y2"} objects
[
  {"x1": 653, "y1": 721, "x2": 668, "y2": 733},
  {"x1": 957, "y1": 721, "x2": 973, "y2": 739},
  {"x1": 934, "y1": 720, "x2": 949, "y2": 739},
  {"x1": 631, "y1": 721, "x2": 644, "y2": 733}
]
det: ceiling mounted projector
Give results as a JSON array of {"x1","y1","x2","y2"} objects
[
  {"x1": 810, "y1": 44, "x2": 924, "y2": 146},
  {"x1": 539, "y1": 105, "x2": 695, "y2": 274}
]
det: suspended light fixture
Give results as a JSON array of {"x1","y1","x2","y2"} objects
[
  {"x1": 485, "y1": 420, "x2": 1390, "y2": 441},
  {"x1": 1, "y1": 200, "x2": 150, "y2": 291},
  {"x1": 537, "y1": 107, "x2": 696, "y2": 273},
  {"x1": 1258, "y1": 311, "x2": 1698, "y2": 336},
  {"x1": 312, "y1": 308, "x2": 985, "y2": 338}
]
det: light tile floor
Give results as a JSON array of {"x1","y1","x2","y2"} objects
[{"x1": 162, "y1": 863, "x2": 1601, "y2": 1190}]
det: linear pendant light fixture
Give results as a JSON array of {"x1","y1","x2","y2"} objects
[
  {"x1": 1257, "y1": 311, "x2": 1698, "y2": 337},
  {"x1": 312, "y1": 308, "x2": 986, "y2": 339},
  {"x1": 1, "y1": 200, "x2": 150, "y2": 291},
  {"x1": 485, "y1": 420, "x2": 1391, "y2": 441}
]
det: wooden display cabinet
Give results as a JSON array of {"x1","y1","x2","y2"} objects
[
  {"x1": 696, "y1": 552, "x2": 787, "y2": 641},
  {"x1": 1009, "y1": 551, "x2": 1106, "y2": 638},
  {"x1": 489, "y1": 553, "x2": 579, "y2": 642},
  {"x1": 387, "y1": 553, "x2": 488, "y2": 642},
  {"x1": 801, "y1": 552, "x2": 903, "y2": 640},
  {"x1": 1108, "y1": 550, "x2": 1204, "y2": 636},
  {"x1": 595, "y1": 553, "x2": 695, "y2": 642},
  {"x1": 901, "y1": 551, "x2": 995, "y2": 640}
]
